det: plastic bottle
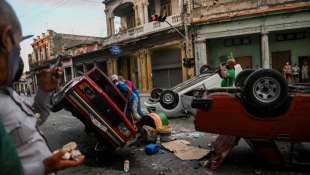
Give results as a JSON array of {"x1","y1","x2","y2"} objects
[
  {"x1": 156, "y1": 135, "x2": 161, "y2": 145},
  {"x1": 124, "y1": 160, "x2": 129, "y2": 173}
]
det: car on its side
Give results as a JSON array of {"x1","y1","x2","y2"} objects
[{"x1": 144, "y1": 64, "x2": 243, "y2": 118}]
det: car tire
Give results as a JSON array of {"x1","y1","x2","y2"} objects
[
  {"x1": 235, "y1": 69, "x2": 256, "y2": 87},
  {"x1": 241, "y1": 69, "x2": 289, "y2": 116},
  {"x1": 159, "y1": 90, "x2": 179, "y2": 110},
  {"x1": 50, "y1": 92, "x2": 66, "y2": 112},
  {"x1": 150, "y1": 88, "x2": 163, "y2": 101}
]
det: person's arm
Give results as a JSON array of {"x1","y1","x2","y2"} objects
[
  {"x1": 33, "y1": 67, "x2": 62, "y2": 125},
  {"x1": 32, "y1": 89, "x2": 51, "y2": 125}
]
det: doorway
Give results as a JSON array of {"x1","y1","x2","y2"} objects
[
  {"x1": 235, "y1": 56, "x2": 252, "y2": 69},
  {"x1": 272, "y1": 51, "x2": 291, "y2": 73},
  {"x1": 299, "y1": 56, "x2": 310, "y2": 82}
]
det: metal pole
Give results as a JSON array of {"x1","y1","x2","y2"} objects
[{"x1": 164, "y1": 21, "x2": 186, "y2": 39}]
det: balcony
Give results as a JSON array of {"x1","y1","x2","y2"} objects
[
  {"x1": 192, "y1": 0, "x2": 310, "y2": 23},
  {"x1": 103, "y1": 14, "x2": 182, "y2": 46}
]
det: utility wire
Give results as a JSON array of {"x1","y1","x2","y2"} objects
[
  {"x1": 79, "y1": 0, "x2": 102, "y2": 4},
  {"x1": 21, "y1": 0, "x2": 67, "y2": 19}
]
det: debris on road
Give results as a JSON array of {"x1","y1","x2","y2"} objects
[
  {"x1": 161, "y1": 140, "x2": 210, "y2": 160},
  {"x1": 124, "y1": 160, "x2": 130, "y2": 173},
  {"x1": 145, "y1": 144, "x2": 160, "y2": 155}
]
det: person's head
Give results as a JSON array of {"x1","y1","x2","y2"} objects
[
  {"x1": 0, "y1": 1, "x2": 22, "y2": 87},
  {"x1": 111, "y1": 74, "x2": 118, "y2": 84},
  {"x1": 118, "y1": 75, "x2": 125, "y2": 81},
  {"x1": 226, "y1": 58, "x2": 236, "y2": 68}
]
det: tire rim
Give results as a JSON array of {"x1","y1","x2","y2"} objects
[
  {"x1": 252, "y1": 77, "x2": 281, "y2": 103},
  {"x1": 163, "y1": 93, "x2": 174, "y2": 105}
]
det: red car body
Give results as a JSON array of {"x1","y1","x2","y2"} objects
[
  {"x1": 194, "y1": 92, "x2": 310, "y2": 142},
  {"x1": 63, "y1": 68, "x2": 137, "y2": 148}
]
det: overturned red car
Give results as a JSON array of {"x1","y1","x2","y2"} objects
[
  {"x1": 192, "y1": 69, "x2": 310, "y2": 169},
  {"x1": 51, "y1": 68, "x2": 137, "y2": 149}
]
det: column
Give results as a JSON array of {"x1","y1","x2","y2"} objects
[
  {"x1": 106, "y1": 16, "x2": 112, "y2": 36},
  {"x1": 105, "y1": 9, "x2": 112, "y2": 36},
  {"x1": 146, "y1": 50, "x2": 153, "y2": 91},
  {"x1": 71, "y1": 66, "x2": 75, "y2": 79},
  {"x1": 155, "y1": 0, "x2": 161, "y2": 15},
  {"x1": 134, "y1": 5, "x2": 139, "y2": 26},
  {"x1": 34, "y1": 74, "x2": 38, "y2": 93},
  {"x1": 143, "y1": 2, "x2": 149, "y2": 24},
  {"x1": 137, "y1": 53, "x2": 143, "y2": 91},
  {"x1": 83, "y1": 64, "x2": 87, "y2": 73},
  {"x1": 107, "y1": 58, "x2": 113, "y2": 77},
  {"x1": 110, "y1": 16, "x2": 115, "y2": 35},
  {"x1": 194, "y1": 40, "x2": 207, "y2": 75},
  {"x1": 63, "y1": 67, "x2": 67, "y2": 83},
  {"x1": 261, "y1": 32, "x2": 270, "y2": 69}
]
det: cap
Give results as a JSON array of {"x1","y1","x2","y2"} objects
[
  {"x1": 226, "y1": 58, "x2": 236, "y2": 65},
  {"x1": 22, "y1": 35, "x2": 34, "y2": 41},
  {"x1": 111, "y1": 74, "x2": 118, "y2": 81}
]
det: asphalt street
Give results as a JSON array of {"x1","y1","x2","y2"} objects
[{"x1": 23, "y1": 95, "x2": 310, "y2": 175}]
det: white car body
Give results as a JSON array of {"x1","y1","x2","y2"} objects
[{"x1": 145, "y1": 64, "x2": 243, "y2": 117}]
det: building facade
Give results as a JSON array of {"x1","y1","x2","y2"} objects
[
  {"x1": 27, "y1": 0, "x2": 310, "y2": 94},
  {"x1": 101, "y1": 0, "x2": 195, "y2": 92},
  {"x1": 28, "y1": 30, "x2": 105, "y2": 91},
  {"x1": 192, "y1": 0, "x2": 310, "y2": 75}
]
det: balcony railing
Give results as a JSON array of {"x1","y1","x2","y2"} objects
[{"x1": 103, "y1": 14, "x2": 182, "y2": 46}]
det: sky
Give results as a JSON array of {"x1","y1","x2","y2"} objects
[{"x1": 7, "y1": 0, "x2": 107, "y2": 71}]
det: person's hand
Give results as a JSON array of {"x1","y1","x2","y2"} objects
[
  {"x1": 218, "y1": 64, "x2": 227, "y2": 78},
  {"x1": 36, "y1": 66, "x2": 64, "y2": 92},
  {"x1": 43, "y1": 150, "x2": 85, "y2": 174}
]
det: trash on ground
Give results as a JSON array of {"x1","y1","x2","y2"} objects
[
  {"x1": 142, "y1": 125, "x2": 158, "y2": 143},
  {"x1": 145, "y1": 143, "x2": 160, "y2": 155},
  {"x1": 124, "y1": 160, "x2": 130, "y2": 173},
  {"x1": 161, "y1": 140, "x2": 210, "y2": 160}
]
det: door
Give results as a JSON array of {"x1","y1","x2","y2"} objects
[
  {"x1": 152, "y1": 48, "x2": 182, "y2": 89},
  {"x1": 272, "y1": 51, "x2": 291, "y2": 73},
  {"x1": 117, "y1": 57, "x2": 131, "y2": 80},
  {"x1": 235, "y1": 56, "x2": 252, "y2": 69},
  {"x1": 299, "y1": 56, "x2": 310, "y2": 82}
]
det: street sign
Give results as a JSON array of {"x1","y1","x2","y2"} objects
[{"x1": 110, "y1": 45, "x2": 122, "y2": 55}]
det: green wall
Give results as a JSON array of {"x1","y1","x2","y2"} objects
[
  {"x1": 207, "y1": 34, "x2": 261, "y2": 68},
  {"x1": 269, "y1": 30, "x2": 310, "y2": 65}
]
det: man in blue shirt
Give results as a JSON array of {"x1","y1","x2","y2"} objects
[{"x1": 111, "y1": 75, "x2": 142, "y2": 121}]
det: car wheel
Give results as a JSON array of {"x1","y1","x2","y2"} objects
[
  {"x1": 242, "y1": 69, "x2": 288, "y2": 116},
  {"x1": 235, "y1": 69, "x2": 256, "y2": 87},
  {"x1": 50, "y1": 92, "x2": 66, "y2": 112},
  {"x1": 150, "y1": 88, "x2": 163, "y2": 101},
  {"x1": 159, "y1": 90, "x2": 179, "y2": 110}
]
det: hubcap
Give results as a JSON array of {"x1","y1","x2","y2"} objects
[
  {"x1": 163, "y1": 93, "x2": 174, "y2": 104},
  {"x1": 252, "y1": 77, "x2": 280, "y2": 103}
]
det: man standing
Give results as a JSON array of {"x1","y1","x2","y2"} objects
[
  {"x1": 302, "y1": 61, "x2": 309, "y2": 82},
  {"x1": 283, "y1": 62, "x2": 293, "y2": 83},
  {"x1": 111, "y1": 74, "x2": 142, "y2": 121},
  {"x1": 0, "y1": 1, "x2": 84, "y2": 174},
  {"x1": 219, "y1": 59, "x2": 236, "y2": 87},
  {"x1": 292, "y1": 63, "x2": 300, "y2": 83}
]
